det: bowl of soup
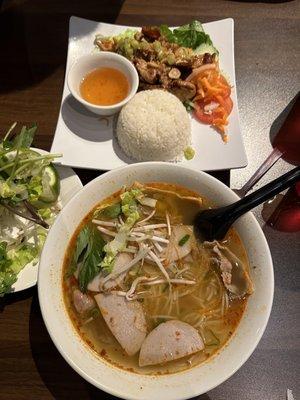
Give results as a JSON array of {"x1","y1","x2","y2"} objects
[
  {"x1": 38, "y1": 163, "x2": 273, "y2": 400},
  {"x1": 67, "y1": 52, "x2": 139, "y2": 115}
]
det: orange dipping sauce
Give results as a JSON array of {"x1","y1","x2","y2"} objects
[{"x1": 80, "y1": 67, "x2": 129, "y2": 106}]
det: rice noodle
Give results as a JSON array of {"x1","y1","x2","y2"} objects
[
  {"x1": 167, "y1": 291, "x2": 174, "y2": 315},
  {"x1": 206, "y1": 287, "x2": 215, "y2": 302},
  {"x1": 177, "y1": 287, "x2": 197, "y2": 298},
  {"x1": 143, "y1": 278, "x2": 196, "y2": 286},
  {"x1": 175, "y1": 266, "x2": 190, "y2": 278},
  {"x1": 137, "y1": 209, "x2": 156, "y2": 225},
  {"x1": 168, "y1": 263, "x2": 179, "y2": 275}
]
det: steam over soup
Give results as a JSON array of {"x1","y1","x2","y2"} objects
[{"x1": 63, "y1": 182, "x2": 254, "y2": 375}]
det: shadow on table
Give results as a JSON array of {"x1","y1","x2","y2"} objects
[
  {"x1": 29, "y1": 290, "x2": 117, "y2": 399},
  {"x1": 29, "y1": 291, "x2": 213, "y2": 399},
  {"x1": 0, "y1": 0, "x2": 124, "y2": 94},
  {"x1": 0, "y1": 286, "x2": 35, "y2": 312}
]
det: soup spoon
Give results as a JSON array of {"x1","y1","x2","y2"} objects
[{"x1": 194, "y1": 166, "x2": 300, "y2": 241}]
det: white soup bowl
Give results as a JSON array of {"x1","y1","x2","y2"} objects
[{"x1": 38, "y1": 162, "x2": 273, "y2": 400}]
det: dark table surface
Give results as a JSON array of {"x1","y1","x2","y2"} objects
[{"x1": 0, "y1": 1, "x2": 299, "y2": 399}]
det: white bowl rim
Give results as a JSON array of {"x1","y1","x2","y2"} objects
[
  {"x1": 38, "y1": 162, "x2": 274, "y2": 400},
  {"x1": 67, "y1": 52, "x2": 139, "y2": 110}
]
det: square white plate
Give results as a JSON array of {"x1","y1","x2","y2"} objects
[{"x1": 51, "y1": 16, "x2": 247, "y2": 171}]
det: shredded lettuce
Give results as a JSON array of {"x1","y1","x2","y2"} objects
[
  {"x1": 37, "y1": 207, "x2": 52, "y2": 220},
  {"x1": 0, "y1": 241, "x2": 39, "y2": 296},
  {"x1": 8, "y1": 245, "x2": 38, "y2": 274},
  {"x1": 0, "y1": 242, "x2": 11, "y2": 268},
  {"x1": 0, "y1": 123, "x2": 62, "y2": 296},
  {"x1": 0, "y1": 123, "x2": 61, "y2": 204},
  {"x1": 27, "y1": 175, "x2": 43, "y2": 203},
  {"x1": 120, "y1": 188, "x2": 141, "y2": 225},
  {"x1": 0, "y1": 271, "x2": 17, "y2": 297},
  {"x1": 101, "y1": 188, "x2": 142, "y2": 272},
  {"x1": 0, "y1": 179, "x2": 28, "y2": 202}
]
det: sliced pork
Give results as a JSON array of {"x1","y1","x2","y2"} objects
[
  {"x1": 95, "y1": 292, "x2": 147, "y2": 356},
  {"x1": 72, "y1": 289, "x2": 95, "y2": 315},
  {"x1": 206, "y1": 241, "x2": 254, "y2": 297},
  {"x1": 139, "y1": 320, "x2": 204, "y2": 366}
]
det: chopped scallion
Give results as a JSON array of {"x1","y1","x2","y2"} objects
[{"x1": 178, "y1": 234, "x2": 190, "y2": 246}]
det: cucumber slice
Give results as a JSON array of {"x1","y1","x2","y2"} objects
[
  {"x1": 38, "y1": 164, "x2": 60, "y2": 205},
  {"x1": 195, "y1": 42, "x2": 218, "y2": 55}
]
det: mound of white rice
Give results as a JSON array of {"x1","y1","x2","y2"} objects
[{"x1": 116, "y1": 89, "x2": 191, "y2": 161}]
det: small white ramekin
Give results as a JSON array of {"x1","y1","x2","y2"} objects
[{"x1": 67, "y1": 52, "x2": 139, "y2": 116}]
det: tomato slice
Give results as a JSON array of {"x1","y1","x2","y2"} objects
[
  {"x1": 194, "y1": 103, "x2": 213, "y2": 124},
  {"x1": 194, "y1": 95, "x2": 233, "y2": 125}
]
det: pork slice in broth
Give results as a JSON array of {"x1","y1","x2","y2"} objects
[
  {"x1": 139, "y1": 320, "x2": 204, "y2": 367},
  {"x1": 165, "y1": 225, "x2": 194, "y2": 262},
  {"x1": 206, "y1": 241, "x2": 254, "y2": 297},
  {"x1": 73, "y1": 289, "x2": 95, "y2": 315},
  {"x1": 95, "y1": 292, "x2": 147, "y2": 356}
]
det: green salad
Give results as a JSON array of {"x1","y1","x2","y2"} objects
[
  {"x1": 95, "y1": 20, "x2": 217, "y2": 61},
  {"x1": 0, "y1": 123, "x2": 61, "y2": 296}
]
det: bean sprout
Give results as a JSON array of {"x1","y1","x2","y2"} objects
[
  {"x1": 166, "y1": 212, "x2": 171, "y2": 237},
  {"x1": 96, "y1": 226, "x2": 116, "y2": 237}
]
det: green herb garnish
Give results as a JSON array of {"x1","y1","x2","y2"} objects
[
  {"x1": 73, "y1": 225, "x2": 105, "y2": 293},
  {"x1": 184, "y1": 147, "x2": 195, "y2": 160},
  {"x1": 183, "y1": 100, "x2": 196, "y2": 112},
  {"x1": 178, "y1": 234, "x2": 190, "y2": 246}
]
